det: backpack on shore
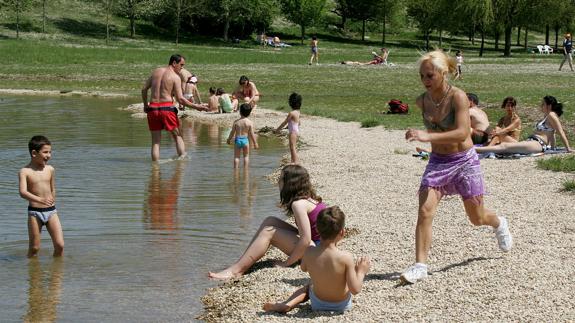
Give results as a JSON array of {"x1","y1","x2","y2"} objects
[{"x1": 387, "y1": 99, "x2": 409, "y2": 114}]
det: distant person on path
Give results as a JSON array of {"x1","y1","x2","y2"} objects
[
  {"x1": 467, "y1": 93, "x2": 492, "y2": 145},
  {"x1": 309, "y1": 36, "x2": 319, "y2": 65},
  {"x1": 559, "y1": 33, "x2": 574, "y2": 72},
  {"x1": 226, "y1": 103, "x2": 259, "y2": 168},
  {"x1": 454, "y1": 50, "x2": 463, "y2": 80},
  {"x1": 275, "y1": 92, "x2": 302, "y2": 164},
  {"x1": 142, "y1": 54, "x2": 208, "y2": 161},
  {"x1": 234, "y1": 75, "x2": 260, "y2": 108},
  {"x1": 402, "y1": 50, "x2": 512, "y2": 284},
  {"x1": 208, "y1": 164, "x2": 326, "y2": 280},
  {"x1": 486, "y1": 96, "x2": 522, "y2": 146},
  {"x1": 263, "y1": 206, "x2": 371, "y2": 313},
  {"x1": 476, "y1": 95, "x2": 572, "y2": 154},
  {"x1": 19, "y1": 136, "x2": 64, "y2": 258},
  {"x1": 179, "y1": 68, "x2": 202, "y2": 105}
]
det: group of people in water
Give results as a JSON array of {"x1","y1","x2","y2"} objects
[{"x1": 21, "y1": 49, "x2": 572, "y2": 315}]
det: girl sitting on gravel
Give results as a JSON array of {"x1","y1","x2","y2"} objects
[{"x1": 208, "y1": 164, "x2": 326, "y2": 280}]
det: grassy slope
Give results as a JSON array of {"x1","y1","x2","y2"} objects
[{"x1": 0, "y1": 1, "x2": 573, "y2": 138}]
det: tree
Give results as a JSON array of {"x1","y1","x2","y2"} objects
[
  {"x1": 279, "y1": 0, "x2": 326, "y2": 43},
  {"x1": 4, "y1": 0, "x2": 32, "y2": 39},
  {"x1": 115, "y1": 0, "x2": 164, "y2": 38}
]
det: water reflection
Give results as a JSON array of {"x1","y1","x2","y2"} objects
[
  {"x1": 230, "y1": 169, "x2": 258, "y2": 228},
  {"x1": 24, "y1": 258, "x2": 63, "y2": 323},
  {"x1": 143, "y1": 162, "x2": 185, "y2": 231}
]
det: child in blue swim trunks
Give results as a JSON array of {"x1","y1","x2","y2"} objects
[
  {"x1": 263, "y1": 206, "x2": 371, "y2": 313},
  {"x1": 226, "y1": 103, "x2": 259, "y2": 168},
  {"x1": 19, "y1": 136, "x2": 64, "y2": 258}
]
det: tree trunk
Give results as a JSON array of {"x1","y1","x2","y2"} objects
[
  {"x1": 381, "y1": 15, "x2": 386, "y2": 45},
  {"x1": 42, "y1": 0, "x2": 46, "y2": 33},
  {"x1": 223, "y1": 13, "x2": 230, "y2": 41},
  {"x1": 545, "y1": 24, "x2": 550, "y2": 45},
  {"x1": 480, "y1": 29, "x2": 485, "y2": 57},
  {"x1": 361, "y1": 19, "x2": 366, "y2": 41},
  {"x1": 106, "y1": 0, "x2": 110, "y2": 45},
  {"x1": 504, "y1": 25, "x2": 512, "y2": 56},
  {"x1": 16, "y1": 1, "x2": 20, "y2": 39},
  {"x1": 524, "y1": 28, "x2": 528, "y2": 50},
  {"x1": 439, "y1": 30, "x2": 443, "y2": 48}
]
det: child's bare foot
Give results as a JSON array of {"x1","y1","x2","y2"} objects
[
  {"x1": 263, "y1": 302, "x2": 291, "y2": 313},
  {"x1": 207, "y1": 270, "x2": 240, "y2": 280}
]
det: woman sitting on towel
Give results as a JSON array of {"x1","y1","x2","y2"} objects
[{"x1": 476, "y1": 95, "x2": 572, "y2": 154}]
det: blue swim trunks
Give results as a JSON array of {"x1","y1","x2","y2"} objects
[
  {"x1": 28, "y1": 205, "x2": 57, "y2": 225},
  {"x1": 309, "y1": 285, "x2": 352, "y2": 312},
  {"x1": 235, "y1": 135, "x2": 249, "y2": 149}
]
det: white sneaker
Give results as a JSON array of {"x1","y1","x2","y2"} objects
[
  {"x1": 495, "y1": 216, "x2": 513, "y2": 252},
  {"x1": 400, "y1": 263, "x2": 428, "y2": 284}
]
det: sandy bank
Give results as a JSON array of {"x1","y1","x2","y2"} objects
[{"x1": 127, "y1": 104, "x2": 574, "y2": 322}]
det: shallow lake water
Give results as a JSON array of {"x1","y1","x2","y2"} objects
[{"x1": 0, "y1": 95, "x2": 285, "y2": 322}]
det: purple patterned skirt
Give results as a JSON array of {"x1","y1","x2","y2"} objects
[{"x1": 419, "y1": 148, "x2": 485, "y2": 202}]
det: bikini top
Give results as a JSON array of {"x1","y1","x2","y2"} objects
[
  {"x1": 307, "y1": 201, "x2": 326, "y2": 242},
  {"x1": 535, "y1": 116, "x2": 554, "y2": 132},
  {"x1": 422, "y1": 97, "x2": 456, "y2": 131}
]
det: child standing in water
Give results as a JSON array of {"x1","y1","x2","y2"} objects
[
  {"x1": 227, "y1": 103, "x2": 259, "y2": 168},
  {"x1": 309, "y1": 36, "x2": 319, "y2": 65},
  {"x1": 19, "y1": 136, "x2": 64, "y2": 257},
  {"x1": 263, "y1": 206, "x2": 371, "y2": 313},
  {"x1": 275, "y1": 93, "x2": 302, "y2": 164},
  {"x1": 208, "y1": 164, "x2": 326, "y2": 280}
]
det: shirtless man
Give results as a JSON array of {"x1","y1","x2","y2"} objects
[
  {"x1": 467, "y1": 93, "x2": 492, "y2": 145},
  {"x1": 142, "y1": 54, "x2": 208, "y2": 161},
  {"x1": 179, "y1": 67, "x2": 202, "y2": 105},
  {"x1": 234, "y1": 75, "x2": 260, "y2": 108}
]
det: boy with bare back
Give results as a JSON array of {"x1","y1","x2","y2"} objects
[
  {"x1": 19, "y1": 136, "x2": 64, "y2": 258},
  {"x1": 263, "y1": 206, "x2": 371, "y2": 313},
  {"x1": 226, "y1": 103, "x2": 259, "y2": 168}
]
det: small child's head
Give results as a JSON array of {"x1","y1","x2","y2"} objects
[
  {"x1": 279, "y1": 164, "x2": 321, "y2": 214},
  {"x1": 466, "y1": 93, "x2": 479, "y2": 107},
  {"x1": 239, "y1": 103, "x2": 252, "y2": 117},
  {"x1": 28, "y1": 135, "x2": 52, "y2": 160},
  {"x1": 317, "y1": 206, "x2": 345, "y2": 241},
  {"x1": 216, "y1": 88, "x2": 225, "y2": 95},
  {"x1": 288, "y1": 92, "x2": 302, "y2": 110},
  {"x1": 501, "y1": 96, "x2": 517, "y2": 111},
  {"x1": 209, "y1": 87, "x2": 216, "y2": 95}
]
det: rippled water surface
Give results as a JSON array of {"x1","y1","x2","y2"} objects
[{"x1": 0, "y1": 96, "x2": 285, "y2": 322}]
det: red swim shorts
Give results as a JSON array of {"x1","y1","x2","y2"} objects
[{"x1": 146, "y1": 102, "x2": 179, "y2": 132}]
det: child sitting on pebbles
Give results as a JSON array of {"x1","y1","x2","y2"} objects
[{"x1": 263, "y1": 206, "x2": 371, "y2": 313}]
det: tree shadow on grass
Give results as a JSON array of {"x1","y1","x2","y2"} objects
[{"x1": 53, "y1": 18, "x2": 107, "y2": 37}]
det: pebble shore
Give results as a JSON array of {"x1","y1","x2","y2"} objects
[{"x1": 127, "y1": 105, "x2": 575, "y2": 322}]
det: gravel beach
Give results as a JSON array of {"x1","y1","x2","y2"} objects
[{"x1": 126, "y1": 105, "x2": 575, "y2": 322}]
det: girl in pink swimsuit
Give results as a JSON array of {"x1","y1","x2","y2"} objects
[
  {"x1": 208, "y1": 164, "x2": 326, "y2": 280},
  {"x1": 275, "y1": 92, "x2": 302, "y2": 164}
]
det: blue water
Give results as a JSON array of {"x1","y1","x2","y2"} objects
[{"x1": 0, "y1": 95, "x2": 285, "y2": 322}]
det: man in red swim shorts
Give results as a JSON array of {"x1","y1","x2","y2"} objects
[{"x1": 142, "y1": 54, "x2": 208, "y2": 161}]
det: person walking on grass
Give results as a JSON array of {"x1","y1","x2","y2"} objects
[
  {"x1": 559, "y1": 33, "x2": 574, "y2": 72},
  {"x1": 142, "y1": 54, "x2": 208, "y2": 161},
  {"x1": 402, "y1": 49, "x2": 512, "y2": 284},
  {"x1": 309, "y1": 36, "x2": 319, "y2": 65},
  {"x1": 19, "y1": 136, "x2": 64, "y2": 258}
]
